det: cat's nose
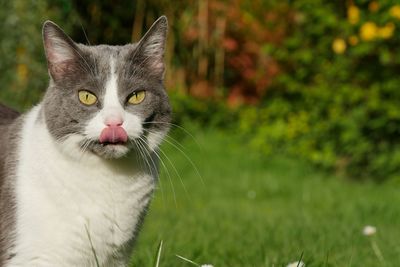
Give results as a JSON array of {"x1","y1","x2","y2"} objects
[
  {"x1": 105, "y1": 118, "x2": 123, "y2": 127},
  {"x1": 103, "y1": 107, "x2": 124, "y2": 126}
]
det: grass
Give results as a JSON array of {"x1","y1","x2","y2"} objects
[{"x1": 130, "y1": 127, "x2": 400, "y2": 267}]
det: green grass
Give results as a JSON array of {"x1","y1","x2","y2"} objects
[{"x1": 130, "y1": 127, "x2": 400, "y2": 267}]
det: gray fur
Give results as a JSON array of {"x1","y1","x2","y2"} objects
[
  {"x1": 0, "y1": 105, "x2": 21, "y2": 266},
  {"x1": 0, "y1": 16, "x2": 171, "y2": 266}
]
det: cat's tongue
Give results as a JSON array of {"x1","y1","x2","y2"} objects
[{"x1": 99, "y1": 126, "x2": 128, "y2": 144}]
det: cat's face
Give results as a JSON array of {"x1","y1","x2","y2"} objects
[{"x1": 41, "y1": 17, "x2": 171, "y2": 159}]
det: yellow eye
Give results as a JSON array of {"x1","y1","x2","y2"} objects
[
  {"x1": 128, "y1": 91, "x2": 146, "y2": 105},
  {"x1": 78, "y1": 90, "x2": 97, "y2": 106}
]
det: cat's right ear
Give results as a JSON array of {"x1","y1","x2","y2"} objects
[
  {"x1": 131, "y1": 16, "x2": 168, "y2": 79},
  {"x1": 42, "y1": 21, "x2": 81, "y2": 81}
]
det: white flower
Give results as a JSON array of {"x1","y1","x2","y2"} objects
[
  {"x1": 176, "y1": 254, "x2": 213, "y2": 267},
  {"x1": 363, "y1": 225, "x2": 377, "y2": 236},
  {"x1": 247, "y1": 190, "x2": 256, "y2": 199},
  {"x1": 287, "y1": 261, "x2": 305, "y2": 267}
]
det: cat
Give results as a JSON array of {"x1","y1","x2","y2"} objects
[{"x1": 0, "y1": 16, "x2": 171, "y2": 267}]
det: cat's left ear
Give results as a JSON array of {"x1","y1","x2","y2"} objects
[{"x1": 133, "y1": 16, "x2": 168, "y2": 78}]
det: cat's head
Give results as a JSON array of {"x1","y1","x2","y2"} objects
[{"x1": 41, "y1": 16, "x2": 171, "y2": 159}]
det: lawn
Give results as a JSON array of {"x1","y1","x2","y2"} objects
[{"x1": 130, "y1": 127, "x2": 400, "y2": 267}]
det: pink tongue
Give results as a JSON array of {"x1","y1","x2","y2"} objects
[{"x1": 99, "y1": 126, "x2": 128, "y2": 144}]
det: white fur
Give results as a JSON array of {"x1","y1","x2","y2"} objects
[
  {"x1": 147, "y1": 130, "x2": 167, "y2": 151},
  {"x1": 7, "y1": 58, "x2": 157, "y2": 267}
]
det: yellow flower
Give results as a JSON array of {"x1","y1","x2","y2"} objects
[
  {"x1": 360, "y1": 22, "x2": 378, "y2": 41},
  {"x1": 17, "y1": 64, "x2": 28, "y2": 83},
  {"x1": 369, "y1": 1, "x2": 379, "y2": 12},
  {"x1": 378, "y1": 23, "x2": 395, "y2": 39},
  {"x1": 348, "y1": 5, "x2": 360, "y2": 24},
  {"x1": 348, "y1": 35, "x2": 359, "y2": 46},
  {"x1": 332, "y1": 38, "x2": 346, "y2": 54},
  {"x1": 390, "y1": 5, "x2": 400, "y2": 20}
]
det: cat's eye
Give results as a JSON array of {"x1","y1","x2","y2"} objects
[
  {"x1": 78, "y1": 90, "x2": 97, "y2": 106},
  {"x1": 128, "y1": 91, "x2": 146, "y2": 105}
]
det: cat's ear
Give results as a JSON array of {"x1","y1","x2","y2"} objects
[
  {"x1": 133, "y1": 16, "x2": 168, "y2": 78},
  {"x1": 42, "y1": 21, "x2": 81, "y2": 81}
]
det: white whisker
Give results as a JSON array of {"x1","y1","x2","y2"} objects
[
  {"x1": 157, "y1": 146, "x2": 191, "y2": 201},
  {"x1": 134, "y1": 137, "x2": 166, "y2": 205},
  {"x1": 144, "y1": 128, "x2": 205, "y2": 186},
  {"x1": 138, "y1": 136, "x2": 177, "y2": 207},
  {"x1": 143, "y1": 121, "x2": 201, "y2": 149}
]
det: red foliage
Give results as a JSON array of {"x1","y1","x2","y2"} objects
[{"x1": 180, "y1": 0, "x2": 294, "y2": 106}]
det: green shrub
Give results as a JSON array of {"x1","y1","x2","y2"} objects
[
  {"x1": 225, "y1": 0, "x2": 400, "y2": 181},
  {"x1": 0, "y1": 0, "x2": 80, "y2": 110},
  {"x1": 238, "y1": 81, "x2": 400, "y2": 181},
  {"x1": 169, "y1": 92, "x2": 236, "y2": 129}
]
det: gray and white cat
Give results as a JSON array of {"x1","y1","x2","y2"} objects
[{"x1": 0, "y1": 16, "x2": 171, "y2": 266}]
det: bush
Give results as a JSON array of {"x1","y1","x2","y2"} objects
[
  {"x1": 238, "y1": 82, "x2": 400, "y2": 181},
  {"x1": 0, "y1": 0, "x2": 81, "y2": 110},
  {"x1": 169, "y1": 92, "x2": 236, "y2": 129},
  {"x1": 236, "y1": 0, "x2": 400, "y2": 181}
]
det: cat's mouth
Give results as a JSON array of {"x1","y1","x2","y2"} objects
[
  {"x1": 100, "y1": 141, "x2": 127, "y2": 146},
  {"x1": 80, "y1": 139, "x2": 131, "y2": 159}
]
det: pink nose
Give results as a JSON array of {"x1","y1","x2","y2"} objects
[
  {"x1": 105, "y1": 118, "x2": 123, "y2": 127},
  {"x1": 99, "y1": 125, "x2": 128, "y2": 144}
]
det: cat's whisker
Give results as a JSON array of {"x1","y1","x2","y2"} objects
[
  {"x1": 133, "y1": 139, "x2": 159, "y2": 183},
  {"x1": 80, "y1": 22, "x2": 91, "y2": 46},
  {"x1": 140, "y1": 129, "x2": 190, "y2": 197},
  {"x1": 156, "y1": 145, "x2": 191, "y2": 201},
  {"x1": 78, "y1": 139, "x2": 93, "y2": 162},
  {"x1": 55, "y1": 133, "x2": 75, "y2": 143},
  {"x1": 130, "y1": 140, "x2": 145, "y2": 171},
  {"x1": 132, "y1": 139, "x2": 152, "y2": 174},
  {"x1": 144, "y1": 145, "x2": 174, "y2": 206},
  {"x1": 150, "y1": 147, "x2": 179, "y2": 206},
  {"x1": 130, "y1": 139, "x2": 151, "y2": 175},
  {"x1": 137, "y1": 136, "x2": 177, "y2": 207},
  {"x1": 143, "y1": 128, "x2": 205, "y2": 186},
  {"x1": 132, "y1": 138, "x2": 166, "y2": 205},
  {"x1": 161, "y1": 136, "x2": 204, "y2": 186},
  {"x1": 136, "y1": 137, "x2": 162, "y2": 179},
  {"x1": 143, "y1": 121, "x2": 201, "y2": 149},
  {"x1": 163, "y1": 133, "x2": 189, "y2": 152}
]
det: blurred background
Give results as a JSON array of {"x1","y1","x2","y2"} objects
[{"x1": 1, "y1": 0, "x2": 400, "y2": 266}]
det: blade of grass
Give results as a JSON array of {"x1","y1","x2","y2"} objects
[
  {"x1": 297, "y1": 252, "x2": 304, "y2": 267},
  {"x1": 154, "y1": 240, "x2": 163, "y2": 267},
  {"x1": 175, "y1": 254, "x2": 199, "y2": 266}
]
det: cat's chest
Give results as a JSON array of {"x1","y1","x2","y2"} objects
[
  {"x1": 14, "y1": 163, "x2": 154, "y2": 266},
  {"x1": 18, "y1": 155, "x2": 154, "y2": 234}
]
